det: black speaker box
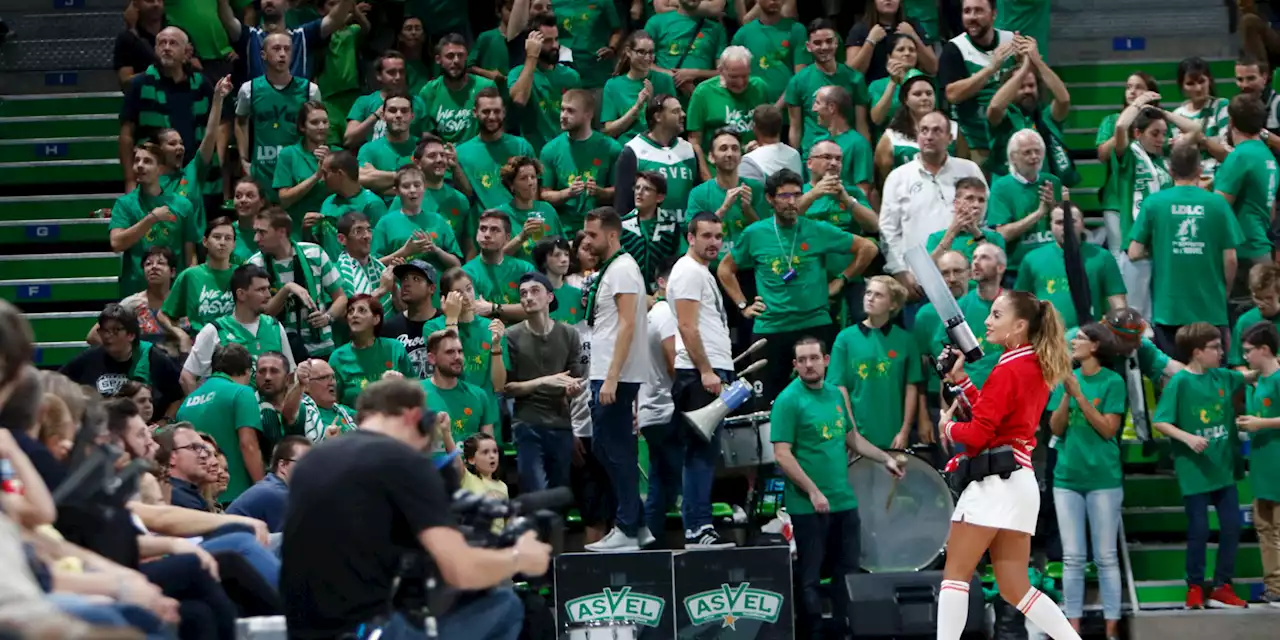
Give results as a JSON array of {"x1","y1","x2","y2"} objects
[{"x1": 844, "y1": 571, "x2": 984, "y2": 638}]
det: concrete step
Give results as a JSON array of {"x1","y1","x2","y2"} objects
[
  {"x1": 0, "y1": 218, "x2": 111, "y2": 245},
  {"x1": 0, "y1": 276, "x2": 118, "y2": 304},
  {"x1": 0, "y1": 252, "x2": 119, "y2": 280},
  {"x1": 1075, "y1": 159, "x2": 1106, "y2": 189},
  {"x1": 0, "y1": 159, "x2": 121, "y2": 185},
  {"x1": 25, "y1": 311, "x2": 98, "y2": 344},
  {"x1": 0, "y1": 114, "x2": 118, "y2": 140},
  {"x1": 0, "y1": 194, "x2": 118, "y2": 222},
  {"x1": 0, "y1": 70, "x2": 124, "y2": 94},
  {"x1": 0, "y1": 137, "x2": 118, "y2": 163},
  {"x1": 1128, "y1": 543, "x2": 1264, "y2": 584},
  {"x1": 33, "y1": 341, "x2": 89, "y2": 368},
  {"x1": 0, "y1": 92, "x2": 122, "y2": 118},
  {"x1": 1132, "y1": 580, "x2": 1267, "y2": 611}
]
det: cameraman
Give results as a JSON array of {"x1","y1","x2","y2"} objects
[{"x1": 281, "y1": 378, "x2": 551, "y2": 640}]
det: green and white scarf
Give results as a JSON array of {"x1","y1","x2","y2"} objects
[{"x1": 300, "y1": 395, "x2": 357, "y2": 443}]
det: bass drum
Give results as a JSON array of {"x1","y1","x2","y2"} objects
[{"x1": 848, "y1": 451, "x2": 955, "y2": 573}]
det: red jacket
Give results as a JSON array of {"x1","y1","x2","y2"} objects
[{"x1": 943, "y1": 344, "x2": 1046, "y2": 471}]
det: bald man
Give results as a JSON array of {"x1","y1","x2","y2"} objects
[
  {"x1": 294, "y1": 359, "x2": 357, "y2": 442},
  {"x1": 119, "y1": 26, "x2": 217, "y2": 192}
]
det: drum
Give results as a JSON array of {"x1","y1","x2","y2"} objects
[
  {"x1": 719, "y1": 411, "x2": 774, "y2": 468},
  {"x1": 848, "y1": 451, "x2": 954, "y2": 573},
  {"x1": 567, "y1": 622, "x2": 638, "y2": 640}
]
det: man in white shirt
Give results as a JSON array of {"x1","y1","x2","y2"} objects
[
  {"x1": 669, "y1": 212, "x2": 737, "y2": 548},
  {"x1": 739, "y1": 104, "x2": 803, "y2": 185},
  {"x1": 182, "y1": 264, "x2": 296, "y2": 393},
  {"x1": 637, "y1": 258, "x2": 678, "y2": 548},
  {"x1": 580, "y1": 206, "x2": 652, "y2": 552},
  {"x1": 879, "y1": 110, "x2": 986, "y2": 298}
]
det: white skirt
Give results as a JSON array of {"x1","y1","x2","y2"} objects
[{"x1": 951, "y1": 467, "x2": 1040, "y2": 534}]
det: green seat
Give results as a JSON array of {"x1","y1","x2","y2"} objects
[
  {"x1": 0, "y1": 277, "x2": 119, "y2": 304},
  {"x1": 0, "y1": 194, "x2": 118, "y2": 223},
  {"x1": 0, "y1": 137, "x2": 119, "y2": 163},
  {"x1": 0, "y1": 93, "x2": 124, "y2": 118},
  {"x1": 0, "y1": 160, "x2": 122, "y2": 185},
  {"x1": 0, "y1": 252, "x2": 118, "y2": 280},
  {"x1": 26, "y1": 312, "x2": 98, "y2": 343},
  {"x1": 0, "y1": 115, "x2": 120, "y2": 140},
  {"x1": 0, "y1": 219, "x2": 110, "y2": 244}
]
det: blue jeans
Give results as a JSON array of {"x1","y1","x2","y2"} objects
[
  {"x1": 642, "y1": 415, "x2": 685, "y2": 539},
  {"x1": 199, "y1": 530, "x2": 281, "y2": 590},
  {"x1": 359, "y1": 588, "x2": 523, "y2": 640},
  {"x1": 1185, "y1": 484, "x2": 1242, "y2": 587},
  {"x1": 513, "y1": 422, "x2": 574, "y2": 492},
  {"x1": 48, "y1": 594, "x2": 170, "y2": 640},
  {"x1": 590, "y1": 380, "x2": 642, "y2": 537},
  {"x1": 1053, "y1": 486, "x2": 1124, "y2": 620},
  {"x1": 672, "y1": 368, "x2": 732, "y2": 532}
]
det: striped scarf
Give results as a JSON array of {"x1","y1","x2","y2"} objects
[
  {"x1": 300, "y1": 395, "x2": 357, "y2": 443},
  {"x1": 136, "y1": 65, "x2": 208, "y2": 142},
  {"x1": 337, "y1": 252, "x2": 391, "y2": 311}
]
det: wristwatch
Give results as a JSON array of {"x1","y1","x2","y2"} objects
[{"x1": 736, "y1": 300, "x2": 748, "y2": 311}]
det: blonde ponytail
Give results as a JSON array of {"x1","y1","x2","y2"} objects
[{"x1": 1032, "y1": 301, "x2": 1071, "y2": 387}]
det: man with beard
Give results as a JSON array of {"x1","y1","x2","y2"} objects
[
  {"x1": 621, "y1": 172, "x2": 680, "y2": 294},
  {"x1": 118, "y1": 27, "x2": 216, "y2": 193},
  {"x1": 687, "y1": 130, "x2": 765, "y2": 262},
  {"x1": 343, "y1": 51, "x2": 429, "y2": 147},
  {"x1": 911, "y1": 250, "x2": 969, "y2": 446},
  {"x1": 291, "y1": 359, "x2": 357, "y2": 442},
  {"x1": 799, "y1": 139, "x2": 879, "y2": 325},
  {"x1": 357, "y1": 92, "x2": 419, "y2": 204},
  {"x1": 880, "y1": 111, "x2": 986, "y2": 298},
  {"x1": 336, "y1": 212, "x2": 398, "y2": 322},
  {"x1": 987, "y1": 129, "x2": 1062, "y2": 280},
  {"x1": 787, "y1": 18, "x2": 871, "y2": 154},
  {"x1": 235, "y1": 33, "x2": 322, "y2": 193},
  {"x1": 985, "y1": 35, "x2": 1074, "y2": 183},
  {"x1": 250, "y1": 207, "x2": 349, "y2": 359},
  {"x1": 644, "y1": 0, "x2": 726, "y2": 96},
  {"x1": 811, "y1": 86, "x2": 874, "y2": 197},
  {"x1": 463, "y1": 211, "x2": 536, "y2": 322},
  {"x1": 176, "y1": 343, "x2": 266, "y2": 504},
  {"x1": 625, "y1": 95, "x2": 699, "y2": 251},
  {"x1": 419, "y1": 34, "x2": 497, "y2": 146},
  {"x1": 540, "y1": 90, "x2": 623, "y2": 235},
  {"x1": 937, "y1": 0, "x2": 1017, "y2": 166},
  {"x1": 456, "y1": 88, "x2": 537, "y2": 211},
  {"x1": 1234, "y1": 53, "x2": 1280, "y2": 141},
  {"x1": 932, "y1": 242, "x2": 1006, "y2": 387},
  {"x1": 216, "y1": 0, "x2": 352, "y2": 80},
  {"x1": 61, "y1": 303, "x2": 185, "y2": 414},
  {"x1": 183, "y1": 264, "x2": 297, "y2": 393},
  {"x1": 159, "y1": 216, "x2": 240, "y2": 351},
  {"x1": 421, "y1": 329, "x2": 497, "y2": 449},
  {"x1": 384, "y1": 261, "x2": 442, "y2": 378},
  {"x1": 253, "y1": 350, "x2": 305, "y2": 447},
  {"x1": 687, "y1": 47, "x2": 769, "y2": 182},
  {"x1": 509, "y1": 15, "x2": 582, "y2": 154},
  {"x1": 718, "y1": 169, "x2": 879, "y2": 403}
]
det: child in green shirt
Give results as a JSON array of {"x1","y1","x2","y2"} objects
[{"x1": 1236, "y1": 321, "x2": 1280, "y2": 606}]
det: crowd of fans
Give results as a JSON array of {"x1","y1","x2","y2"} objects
[{"x1": 5, "y1": 0, "x2": 1280, "y2": 637}]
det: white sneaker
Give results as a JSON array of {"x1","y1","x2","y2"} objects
[
  {"x1": 685, "y1": 525, "x2": 735, "y2": 548},
  {"x1": 584, "y1": 527, "x2": 639, "y2": 552},
  {"x1": 638, "y1": 527, "x2": 656, "y2": 548}
]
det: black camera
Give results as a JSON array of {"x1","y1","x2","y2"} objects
[{"x1": 450, "y1": 488, "x2": 568, "y2": 551}]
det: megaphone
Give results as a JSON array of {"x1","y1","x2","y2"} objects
[{"x1": 682, "y1": 359, "x2": 767, "y2": 442}]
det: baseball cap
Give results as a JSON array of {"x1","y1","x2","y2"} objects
[
  {"x1": 393, "y1": 259, "x2": 437, "y2": 284},
  {"x1": 519, "y1": 272, "x2": 559, "y2": 313}
]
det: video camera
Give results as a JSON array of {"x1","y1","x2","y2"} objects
[{"x1": 450, "y1": 487, "x2": 570, "y2": 551}]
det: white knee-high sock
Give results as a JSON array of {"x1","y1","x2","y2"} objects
[
  {"x1": 1016, "y1": 588, "x2": 1082, "y2": 640},
  {"x1": 936, "y1": 580, "x2": 971, "y2": 640}
]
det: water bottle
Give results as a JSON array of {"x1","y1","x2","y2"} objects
[{"x1": 0, "y1": 459, "x2": 23, "y2": 495}]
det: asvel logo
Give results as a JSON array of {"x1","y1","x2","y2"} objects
[
  {"x1": 683, "y1": 582, "x2": 783, "y2": 629},
  {"x1": 564, "y1": 587, "x2": 665, "y2": 627}
]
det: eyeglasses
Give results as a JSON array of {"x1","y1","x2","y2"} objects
[
  {"x1": 174, "y1": 443, "x2": 211, "y2": 459},
  {"x1": 99, "y1": 325, "x2": 129, "y2": 337}
]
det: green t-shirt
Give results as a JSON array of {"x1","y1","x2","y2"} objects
[
  {"x1": 912, "y1": 302, "x2": 944, "y2": 395},
  {"x1": 1247, "y1": 369, "x2": 1280, "y2": 502},
  {"x1": 335, "y1": 252, "x2": 393, "y2": 317},
  {"x1": 1095, "y1": 113, "x2": 1121, "y2": 213},
  {"x1": 175, "y1": 374, "x2": 263, "y2": 501},
  {"x1": 553, "y1": 0, "x2": 622, "y2": 89},
  {"x1": 1072, "y1": 325, "x2": 1173, "y2": 382},
  {"x1": 423, "y1": 315, "x2": 509, "y2": 406},
  {"x1": 1129, "y1": 185, "x2": 1243, "y2": 327},
  {"x1": 371, "y1": 209, "x2": 462, "y2": 269},
  {"x1": 925, "y1": 228, "x2": 1007, "y2": 266},
  {"x1": 1014, "y1": 242, "x2": 1126, "y2": 330},
  {"x1": 687, "y1": 76, "x2": 770, "y2": 149},
  {"x1": 506, "y1": 63, "x2": 582, "y2": 153},
  {"x1": 731, "y1": 18, "x2": 809, "y2": 103},
  {"x1": 624, "y1": 134, "x2": 699, "y2": 237},
  {"x1": 933, "y1": 290, "x2": 1002, "y2": 387},
  {"x1": 495, "y1": 201, "x2": 563, "y2": 262},
  {"x1": 233, "y1": 226, "x2": 259, "y2": 265},
  {"x1": 944, "y1": 30, "x2": 1018, "y2": 149},
  {"x1": 827, "y1": 323, "x2": 924, "y2": 449},
  {"x1": 986, "y1": 172, "x2": 1063, "y2": 274},
  {"x1": 462, "y1": 256, "x2": 536, "y2": 309},
  {"x1": 356, "y1": 136, "x2": 418, "y2": 203},
  {"x1": 686, "y1": 176, "x2": 768, "y2": 257},
  {"x1": 986, "y1": 104, "x2": 1066, "y2": 180},
  {"x1": 601, "y1": 71, "x2": 678, "y2": 144},
  {"x1": 811, "y1": 128, "x2": 875, "y2": 189},
  {"x1": 245, "y1": 76, "x2": 310, "y2": 188},
  {"x1": 158, "y1": 156, "x2": 214, "y2": 236},
  {"x1": 801, "y1": 183, "x2": 870, "y2": 280},
  {"x1": 390, "y1": 183, "x2": 473, "y2": 246},
  {"x1": 272, "y1": 143, "x2": 335, "y2": 239},
  {"x1": 731, "y1": 217, "x2": 854, "y2": 334},
  {"x1": 1229, "y1": 308, "x2": 1280, "y2": 366},
  {"x1": 769, "y1": 378, "x2": 858, "y2": 514},
  {"x1": 994, "y1": 0, "x2": 1051, "y2": 57},
  {"x1": 1051, "y1": 366, "x2": 1127, "y2": 492},
  {"x1": 405, "y1": 59, "x2": 432, "y2": 97},
  {"x1": 455, "y1": 134, "x2": 537, "y2": 211},
  {"x1": 328, "y1": 337, "x2": 417, "y2": 407},
  {"x1": 317, "y1": 189, "x2": 388, "y2": 260},
  {"x1": 867, "y1": 70, "x2": 926, "y2": 143},
  {"x1": 418, "y1": 74, "x2": 497, "y2": 145},
  {"x1": 1214, "y1": 139, "x2": 1279, "y2": 260},
  {"x1": 1108, "y1": 144, "x2": 1173, "y2": 248},
  {"x1": 904, "y1": 0, "x2": 941, "y2": 42},
  {"x1": 316, "y1": 24, "x2": 362, "y2": 99},
  {"x1": 1153, "y1": 368, "x2": 1244, "y2": 496},
  {"x1": 645, "y1": 11, "x2": 727, "y2": 71},
  {"x1": 468, "y1": 28, "x2": 510, "y2": 75},
  {"x1": 539, "y1": 131, "x2": 623, "y2": 233},
  {"x1": 784, "y1": 63, "x2": 870, "y2": 152},
  {"x1": 405, "y1": 0, "x2": 469, "y2": 37},
  {"x1": 162, "y1": 264, "x2": 235, "y2": 333},
  {"x1": 346, "y1": 91, "x2": 430, "y2": 143},
  {"x1": 552, "y1": 282, "x2": 586, "y2": 325},
  {"x1": 421, "y1": 377, "x2": 498, "y2": 447},
  {"x1": 109, "y1": 189, "x2": 198, "y2": 297},
  {"x1": 166, "y1": 0, "x2": 232, "y2": 59}
]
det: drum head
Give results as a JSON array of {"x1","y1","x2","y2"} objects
[{"x1": 848, "y1": 452, "x2": 955, "y2": 572}]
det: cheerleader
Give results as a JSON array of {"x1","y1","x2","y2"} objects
[{"x1": 935, "y1": 291, "x2": 1079, "y2": 640}]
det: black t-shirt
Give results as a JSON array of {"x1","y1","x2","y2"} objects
[
  {"x1": 112, "y1": 26, "x2": 159, "y2": 74},
  {"x1": 58, "y1": 345, "x2": 184, "y2": 416},
  {"x1": 120, "y1": 70, "x2": 214, "y2": 166},
  {"x1": 381, "y1": 311, "x2": 441, "y2": 378},
  {"x1": 9, "y1": 429, "x2": 65, "y2": 492},
  {"x1": 846, "y1": 20, "x2": 926, "y2": 84},
  {"x1": 281, "y1": 430, "x2": 454, "y2": 638}
]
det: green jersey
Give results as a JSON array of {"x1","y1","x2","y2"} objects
[
  {"x1": 328, "y1": 337, "x2": 417, "y2": 406},
  {"x1": 731, "y1": 18, "x2": 808, "y2": 102},
  {"x1": 455, "y1": 134, "x2": 536, "y2": 210},
  {"x1": 539, "y1": 131, "x2": 623, "y2": 233},
  {"x1": 317, "y1": 189, "x2": 388, "y2": 260},
  {"x1": 421, "y1": 377, "x2": 498, "y2": 447},
  {"x1": 405, "y1": 59, "x2": 432, "y2": 97},
  {"x1": 356, "y1": 136, "x2": 418, "y2": 203},
  {"x1": 166, "y1": 0, "x2": 232, "y2": 59},
  {"x1": 784, "y1": 63, "x2": 870, "y2": 152},
  {"x1": 405, "y1": 0, "x2": 468, "y2": 37},
  {"x1": 686, "y1": 176, "x2": 767, "y2": 257},
  {"x1": 346, "y1": 91, "x2": 430, "y2": 142},
  {"x1": 506, "y1": 63, "x2": 582, "y2": 153},
  {"x1": 645, "y1": 11, "x2": 726, "y2": 71},
  {"x1": 801, "y1": 183, "x2": 869, "y2": 280},
  {"x1": 1095, "y1": 113, "x2": 1121, "y2": 212},
  {"x1": 994, "y1": 0, "x2": 1050, "y2": 58},
  {"x1": 934, "y1": 290, "x2": 1003, "y2": 387},
  {"x1": 770, "y1": 378, "x2": 857, "y2": 514},
  {"x1": 418, "y1": 74, "x2": 497, "y2": 145},
  {"x1": 552, "y1": 0, "x2": 622, "y2": 89},
  {"x1": 687, "y1": 76, "x2": 770, "y2": 149},
  {"x1": 109, "y1": 189, "x2": 197, "y2": 297},
  {"x1": 495, "y1": 201, "x2": 563, "y2": 262},
  {"x1": 619, "y1": 210, "x2": 679, "y2": 293},
  {"x1": 468, "y1": 28, "x2": 509, "y2": 76},
  {"x1": 912, "y1": 302, "x2": 945, "y2": 395},
  {"x1": 371, "y1": 209, "x2": 462, "y2": 268},
  {"x1": 1247, "y1": 370, "x2": 1280, "y2": 502},
  {"x1": 601, "y1": 72, "x2": 678, "y2": 143},
  {"x1": 925, "y1": 227, "x2": 1006, "y2": 266},
  {"x1": 175, "y1": 373, "x2": 262, "y2": 501},
  {"x1": 1214, "y1": 139, "x2": 1279, "y2": 260},
  {"x1": 162, "y1": 264, "x2": 234, "y2": 332},
  {"x1": 811, "y1": 128, "x2": 874, "y2": 188},
  {"x1": 731, "y1": 217, "x2": 854, "y2": 334},
  {"x1": 334, "y1": 252, "x2": 393, "y2": 344},
  {"x1": 1014, "y1": 242, "x2": 1126, "y2": 330},
  {"x1": 624, "y1": 134, "x2": 699, "y2": 234},
  {"x1": 272, "y1": 143, "x2": 335, "y2": 238},
  {"x1": 552, "y1": 282, "x2": 586, "y2": 325},
  {"x1": 247, "y1": 242, "x2": 342, "y2": 357},
  {"x1": 211, "y1": 314, "x2": 286, "y2": 370},
  {"x1": 244, "y1": 76, "x2": 310, "y2": 188},
  {"x1": 1153, "y1": 368, "x2": 1245, "y2": 496},
  {"x1": 1051, "y1": 366, "x2": 1127, "y2": 492},
  {"x1": 295, "y1": 395, "x2": 357, "y2": 443},
  {"x1": 1129, "y1": 185, "x2": 1242, "y2": 327},
  {"x1": 1228, "y1": 308, "x2": 1280, "y2": 366},
  {"x1": 827, "y1": 323, "x2": 924, "y2": 449},
  {"x1": 941, "y1": 30, "x2": 1018, "y2": 149},
  {"x1": 1108, "y1": 143, "x2": 1172, "y2": 248},
  {"x1": 316, "y1": 24, "x2": 362, "y2": 100},
  {"x1": 462, "y1": 256, "x2": 536, "y2": 309},
  {"x1": 904, "y1": 0, "x2": 941, "y2": 42},
  {"x1": 986, "y1": 172, "x2": 1063, "y2": 274},
  {"x1": 233, "y1": 225, "x2": 259, "y2": 265},
  {"x1": 158, "y1": 156, "x2": 214, "y2": 236}
]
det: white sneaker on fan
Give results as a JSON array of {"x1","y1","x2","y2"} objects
[{"x1": 584, "y1": 527, "x2": 639, "y2": 552}]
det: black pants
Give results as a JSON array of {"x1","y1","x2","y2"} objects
[
  {"x1": 140, "y1": 553, "x2": 237, "y2": 640},
  {"x1": 791, "y1": 508, "x2": 861, "y2": 640},
  {"x1": 752, "y1": 324, "x2": 839, "y2": 406},
  {"x1": 1154, "y1": 324, "x2": 1228, "y2": 364}
]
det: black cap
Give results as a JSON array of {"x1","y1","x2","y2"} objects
[
  {"x1": 519, "y1": 272, "x2": 558, "y2": 313},
  {"x1": 393, "y1": 259, "x2": 437, "y2": 283}
]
